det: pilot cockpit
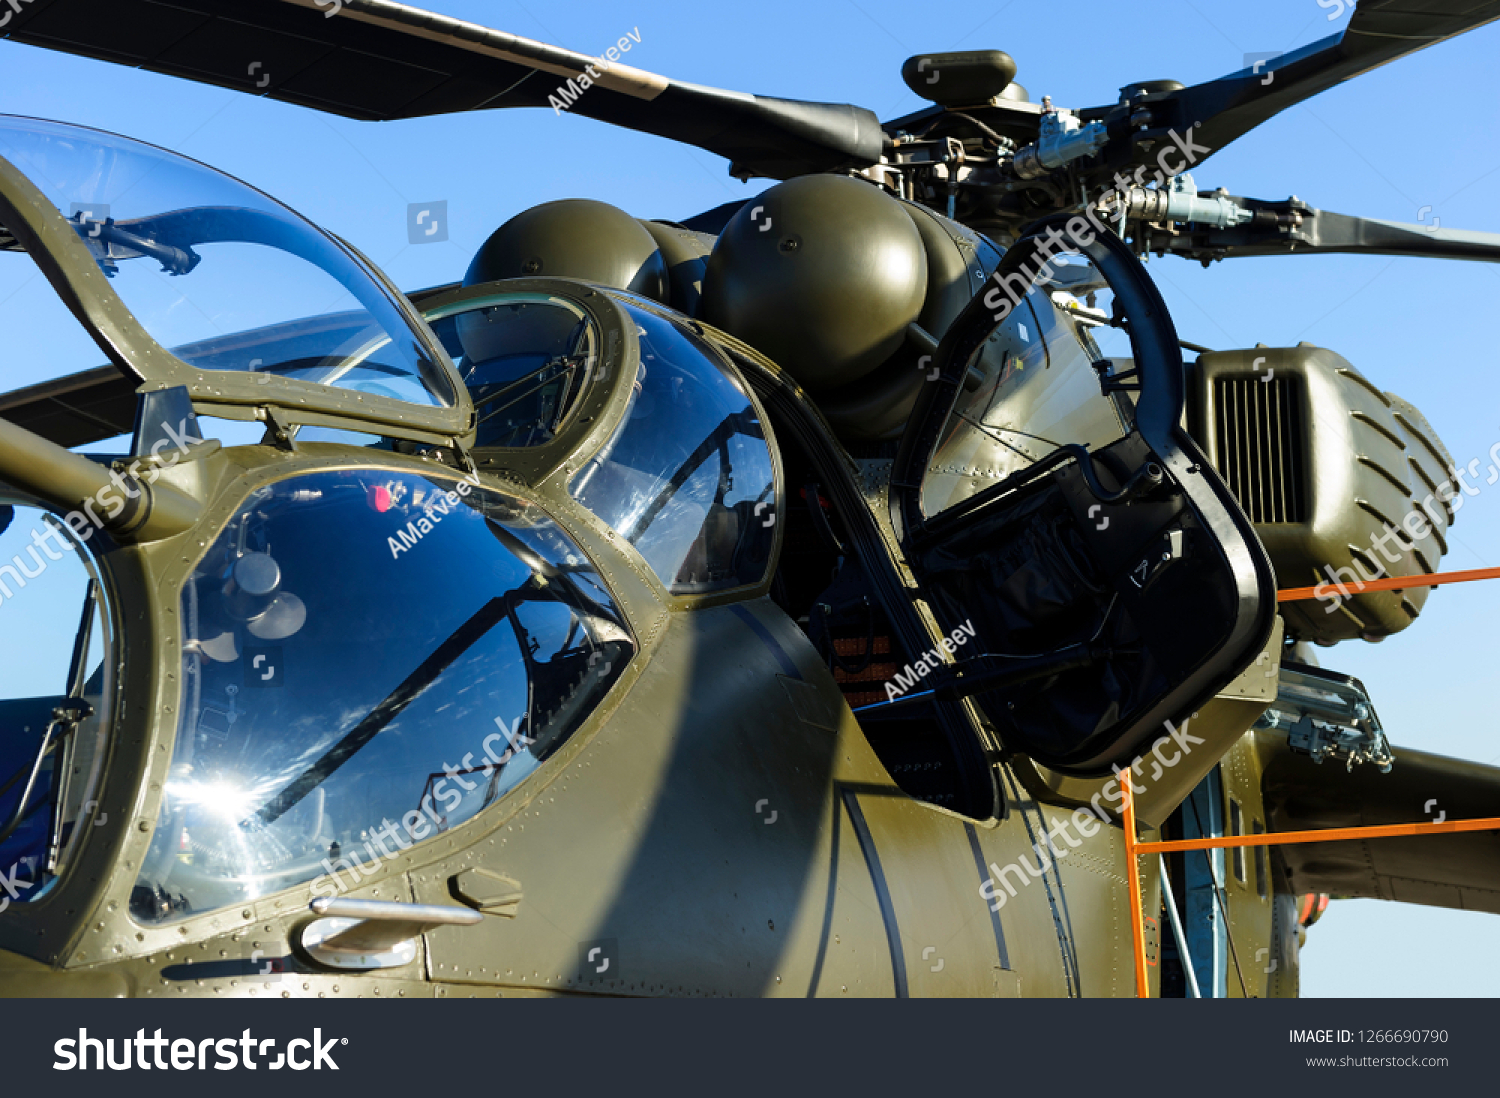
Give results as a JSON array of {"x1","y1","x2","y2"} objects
[
  {"x1": 426, "y1": 293, "x2": 597, "y2": 449},
  {"x1": 130, "y1": 468, "x2": 632, "y2": 924},
  {"x1": 423, "y1": 285, "x2": 780, "y2": 598}
]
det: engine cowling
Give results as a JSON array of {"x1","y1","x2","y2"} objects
[{"x1": 1187, "y1": 344, "x2": 1456, "y2": 644}]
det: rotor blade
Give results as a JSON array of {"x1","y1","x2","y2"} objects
[
  {"x1": 1087, "y1": 0, "x2": 1500, "y2": 180},
  {"x1": 0, "y1": 0, "x2": 884, "y2": 180},
  {"x1": 0, "y1": 367, "x2": 137, "y2": 449},
  {"x1": 1142, "y1": 195, "x2": 1500, "y2": 264},
  {"x1": 1263, "y1": 740, "x2": 1500, "y2": 915}
]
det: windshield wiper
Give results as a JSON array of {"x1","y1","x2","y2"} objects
[
  {"x1": 0, "y1": 579, "x2": 97, "y2": 850},
  {"x1": 0, "y1": 700, "x2": 92, "y2": 849},
  {"x1": 248, "y1": 587, "x2": 535, "y2": 827},
  {"x1": 70, "y1": 215, "x2": 201, "y2": 276}
]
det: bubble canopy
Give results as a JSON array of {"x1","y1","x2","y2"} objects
[{"x1": 0, "y1": 117, "x2": 468, "y2": 438}]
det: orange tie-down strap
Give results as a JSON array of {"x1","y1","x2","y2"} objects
[
  {"x1": 1118, "y1": 561, "x2": 1500, "y2": 994},
  {"x1": 1278, "y1": 565, "x2": 1500, "y2": 603},
  {"x1": 1121, "y1": 794, "x2": 1500, "y2": 997}
]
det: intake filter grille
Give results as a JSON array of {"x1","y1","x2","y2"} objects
[{"x1": 1213, "y1": 375, "x2": 1308, "y2": 524}]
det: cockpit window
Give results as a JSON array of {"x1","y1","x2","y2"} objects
[
  {"x1": 0, "y1": 500, "x2": 114, "y2": 908},
  {"x1": 426, "y1": 294, "x2": 597, "y2": 448},
  {"x1": 570, "y1": 304, "x2": 777, "y2": 595},
  {"x1": 0, "y1": 116, "x2": 454, "y2": 408},
  {"x1": 132, "y1": 469, "x2": 631, "y2": 924}
]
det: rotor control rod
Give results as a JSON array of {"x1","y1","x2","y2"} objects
[
  {"x1": 1011, "y1": 101, "x2": 1108, "y2": 180},
  {"x1": 1111, "y1": 176, "x2": 1253, "y2": 230}
]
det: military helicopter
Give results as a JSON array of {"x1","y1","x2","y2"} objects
[{"x1": 0, "y1": 0, "x2": 1497, "y2": 1001}]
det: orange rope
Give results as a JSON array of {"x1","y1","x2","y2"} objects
[
  {"x1": 1121, "y1": 780, "x2": 1150, "y2": 999},
  {"x1": 1129, "y1": 816, "x2": 1500, "y2": 998},
  {"x1": 1123, "y1": 558, "x2": 1500, "y2": 991},
  {"x1": 1139, "y1": 816, "x2": 1500, "y2": 853},
  {"x1": 1278, "y1": 564, "x2": 1500, "y2": 603}
]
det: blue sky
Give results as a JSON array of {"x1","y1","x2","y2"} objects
[{"x1": 2, "y1": 0, "x2": 1498, "y2": 996}]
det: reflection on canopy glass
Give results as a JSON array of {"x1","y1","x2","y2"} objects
[
  {"x1": 0, "y1": 501, "x2": 113, "y2": 909},
  {"x1": 0, "y1": 116, "x2": 452, "y2": 407},
  {"x1": 923, "y1": 251, "x2": 1135, "y2": 516},
  {"x1": 570, "y1": 304, "x2": 776, "y2": 594},
  {"x1": 427, "y1": 294, "x2": 597, "y2": 448},
  {"x1": 132, "y1": 470, "x2": 631, "y2": 924}
]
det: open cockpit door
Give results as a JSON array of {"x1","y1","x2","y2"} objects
[{"x1": 891, "y1": 217, "x2": 1274, "y2": 775}]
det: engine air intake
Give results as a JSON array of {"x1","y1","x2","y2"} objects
[{"x1": 1211, "y1": 374, "x2": 1309, "y2": 525}]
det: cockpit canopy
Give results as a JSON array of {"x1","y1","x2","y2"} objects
[
  {"x1": 0, "y1": 116, "x2": 469, "y2": 441},
  {"x1": 133, "y1": 468, "x2": 632, "y2": 924},
  {"x1": 426, "y1": 292, "x2": 597, "y2": 449},
  {"x1": 419, "y1": 285, "x2": 780, "y2": 597}
]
